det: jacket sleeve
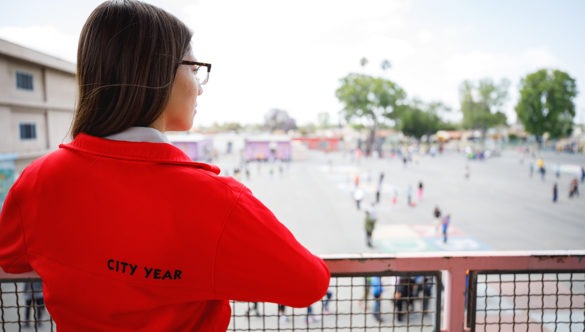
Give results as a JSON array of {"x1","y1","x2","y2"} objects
[
  {"x1": 0, "y1": 176, "x2": 33, "y2": 274},
  {"x1": 213, "y1": 186, "x2": 330, "y2": 308}
]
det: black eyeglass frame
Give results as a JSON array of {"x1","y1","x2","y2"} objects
[{"x1": 179, "y1": 60, "x2": 212, "y2": 84}]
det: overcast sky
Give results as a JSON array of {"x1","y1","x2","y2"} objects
[{"x1": 1, "y1": 0, "x2": 584, "y2": 127}]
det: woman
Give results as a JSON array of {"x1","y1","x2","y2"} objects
[{"x1": 0, "y1": 1, "x2": 329, "y2": 331}]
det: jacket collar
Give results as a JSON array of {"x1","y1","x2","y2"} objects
[
  {"x1": 105, "y1": 126, "x2": 171, "y2": 143},
  {"x1": 60, "y1": 133, "x2": 220, "y2": 174}
]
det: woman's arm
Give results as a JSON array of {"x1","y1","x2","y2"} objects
[{"x1": 212, "y1": 186, "x2": 329, "y2": 307}]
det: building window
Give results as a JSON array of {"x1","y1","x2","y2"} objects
[
  {"x1": 16, "y1": 72, "x2": 34, "y2": 91},
  {"x1": 19, "y1": 123, "x2": 37, "y2": 140}
]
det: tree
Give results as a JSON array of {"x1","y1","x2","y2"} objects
[
  {"x1": 297, "y1": 123, "x2": 317, "y2": 136},
  {"x1": 264, "y1": 108, "x2": 297, "y2": 133},
  {"x1": 336, "y1": 73, "x2": 406, "y2": 155},
  {"x1": 459, "y1": 78, "x2": 510, "y2": 136},
  {"x1": 317, "y1": 112, "x2": 331, "y2": 129},
  {"x1": 214, "y1": 122, "x2": 242, "y2": 133},
  {"x1": 397, "y1": 99, "x2": 450, "y2": 139},
  {"x1": 381, "y1": 59, "x2": 391, "y2": 71},
  {"x1": 515, "y1": 69, "x2": 577, "y2": 143},
  {"x1": 360, "y1": 57, "x2": 369, "y2": 68}
]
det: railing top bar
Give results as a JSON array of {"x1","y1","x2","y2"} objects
[
  {"x1": 2, "y1": 250, "x2": 585, "y2": 280},
  {"x1": 322, "y1": 250, "x2": 585, "y2": 274},
  {"x1": 0, "y1": 270, "x2": 40, "y2": 279},
  {"x1": 320, "y1": 250, "x2": 585, "y2": 260}
]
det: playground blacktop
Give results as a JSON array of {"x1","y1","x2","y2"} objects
[{"x1": 216, "y1": 147, "x2": 585, "y2": 256}]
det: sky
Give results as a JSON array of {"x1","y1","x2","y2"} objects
[{"x1": 1, "y1": 0, "x2": 584, "y2": 127}]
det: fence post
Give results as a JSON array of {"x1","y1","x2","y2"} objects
[{"x1": 444, "y1": 266, "x2": 467, "y2": 332}]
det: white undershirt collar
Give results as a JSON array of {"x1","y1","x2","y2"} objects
[{"x1": 105, "y1": 127, "x2": 170, "y2": 143}]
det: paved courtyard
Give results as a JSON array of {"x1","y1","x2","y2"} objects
[
  {"x1": 215, "y1": 146, "x2": 585, "y2": 256},
  {"x1": 216, "y1": 146, "x2": 585, "y2": 330}
]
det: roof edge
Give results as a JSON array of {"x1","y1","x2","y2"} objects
[{"x1": 0, "y1": 38, "x2": 75, "y2": 74}]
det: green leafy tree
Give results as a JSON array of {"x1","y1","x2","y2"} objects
[
  {"x1": 336, "y1": 73, "x2": 406, "y2": 154},
  {"x1": 298, "y1": 123, "x2": 317, "y2": 136},
  {"x1": 218, "y1": 122, "x2": 242, "y2": 133},
  {"x1": 460, "y1": 78, "x2": 510, "y2": 135},
  {"x1": 397, "y1": 99, "x2": 450, "y2": 139},
  {"x1": 515, "y1": 69, "x2": 577, "y2": 143}
]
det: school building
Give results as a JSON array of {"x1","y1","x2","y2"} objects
[
  {"x1": 292, "y1": 136, "x2": 343, "y2": 152},
  {"x1": 0, "y1": 38, "x2": 76, "y2": 174},
  {"x1": 0, "y1": 39, "x2": 76, "y2": 205},
  {"x1": 167, "y1": 133, "x2": 214, "y2": 162},
  {"x1": 243, "y1": 135, "x2": 292, "y2": 162}
]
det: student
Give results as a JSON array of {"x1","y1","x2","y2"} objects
[
  {"x1": 569, "y1": 178, "x2": 580, "y2": 198},
  {"x1": 371, "y1": 276, "x2": 383, "y2": 322},
  {"x1": 364, "y1": 203, "x2": 378, "y2": 248},
  {"x1": 322, "y1": 285, "x2": 333, "y2": 314},
  {"x1": 442, "y1": 214, "x2": 451, "y2": 243},
  {"x1": 417, "y1": 181, "x2": 424, "y2": 201},
  {"x1": 23, "y1": 280, "x2": 45, "y2": 327},
  {"x1": 354, "y1": 186, "x2": 365, "y2": 210},
  {"x1": 0, "y1": 1, "x2": 329, "y2": 331},
  {"x1": 433, "y1": 206, "x2": 442, "y2": 234},
  {"x1": 394, "y1": 276, "x2": 414, "y2": 322}
]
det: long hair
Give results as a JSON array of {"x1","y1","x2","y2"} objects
[{"x1": 72, "y1": 0, "x2": 192, "y2": 137}]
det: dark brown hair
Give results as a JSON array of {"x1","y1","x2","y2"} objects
[{"x1": 72, "y1": 0, "x2": 192, "y2": 137}]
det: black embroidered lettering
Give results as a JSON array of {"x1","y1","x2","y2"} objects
[
  {"x1": 129, "y1": 263, "x2": 182, "y2": 281},
  {"x1": 107, "y1": 259, "x2": 140, "y2": 277}
]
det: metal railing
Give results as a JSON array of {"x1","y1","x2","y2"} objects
[
  {"x1": 1, "y1": 251, "x2": 584, "y2": 331},
  {"x1": 229, "y1": 272, "x2": 441, "y2": 331},
  {"x1": 468, "y1": 271, "x2": 585, "y2": 331}
]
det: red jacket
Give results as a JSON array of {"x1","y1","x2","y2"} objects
[{"x1": 0, "y1": 133, "x2": 330, "y2": 331}]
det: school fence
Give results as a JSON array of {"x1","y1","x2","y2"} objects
[{"x1": 1, "y1": 251, "x2": 584, "y2": 332}]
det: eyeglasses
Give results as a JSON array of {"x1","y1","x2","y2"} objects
[{"x1": 180, "y1": 61, "x2": 212, "y2": 85}]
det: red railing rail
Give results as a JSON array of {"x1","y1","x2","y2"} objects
[
  {"x1": 2, "y1": 250, "x2": 585, "y2": 331},
  {"x1": 323, "y1": 251, "x2": 585, "y2": 331}
]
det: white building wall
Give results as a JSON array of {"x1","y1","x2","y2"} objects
[
  {"x1": 0, "y1": 107, "x2": 11, "y2": 153},
  {"x1": 6, "y1": 60, "x2": 44, "y2": 103},
  {"x1": 9, "y1": 108, "x2": 48, "y2": 153},
  {"x1": 46, "y1": 68, "x2": 76, "y2": 107},
  {"x1": 47, "y1": 110, "x2": 73, "y2": 148},
  {"x1": 0, "y1": 58, "x2": 9, "y2": 93}
]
